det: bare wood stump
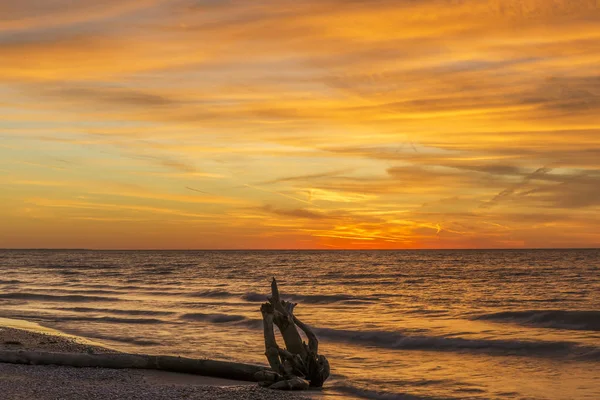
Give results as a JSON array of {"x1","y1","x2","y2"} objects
[{"x1": 255, "y1": 278, "x2": 330, "y2": 390}]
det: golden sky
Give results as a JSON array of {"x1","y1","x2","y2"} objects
[{"x1": 1, "y1": 0, "x2": 599, "y2": 249}]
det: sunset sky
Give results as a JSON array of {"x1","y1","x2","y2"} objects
[{"x1": 1, "y1": 0, "x2": 599, "y2": 249}]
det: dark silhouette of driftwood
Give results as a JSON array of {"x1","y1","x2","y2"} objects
[
  {"x1": 0, "y1": 350, "x2": 267, "y2": 381},
  {"x1": 256, "y1": 278, "x2": 330, "y2": 390}
]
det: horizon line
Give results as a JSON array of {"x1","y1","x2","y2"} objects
[{"x1": 1, "y1": 247, "x2": 598, "y2": 251}]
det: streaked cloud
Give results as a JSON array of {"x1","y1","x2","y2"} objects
[{"x1": 0, "y1": 0, "x2": 598, "y2": 248}]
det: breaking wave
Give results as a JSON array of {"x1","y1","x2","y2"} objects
[
  {"x1": 473, "y1": 310, "x2": 600, "y2": 331},
  {"x1": 0, "y1": 293, "x2": 120, "y2": 302},
  {"x1": 62, "y1": 330, "x2": 161, "y2": 346},
  {"x1": 177, "y1": 312, "x2": 598, "y2": 359},
  {"x1": 312, "y1": 327, "x2": 585, "y2": 356}
]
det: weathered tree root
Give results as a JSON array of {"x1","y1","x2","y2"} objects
[
  {"x1": 0, "y1": 350, "x2": 267, "y2": 382},
  {"x1": 256, "y1": 278, "x2": 330, "y2": 390}
]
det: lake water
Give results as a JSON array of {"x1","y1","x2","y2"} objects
[{"x1": 0, "y1": 249, "x2": 598, "y2": 399}]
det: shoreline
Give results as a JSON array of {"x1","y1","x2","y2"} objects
[
  {"x1": 0, "y1": 317, "x2": 117, "y2": 354},
  {"x1": 0, "y1": 318, "x2": 314, "y2": 400}
]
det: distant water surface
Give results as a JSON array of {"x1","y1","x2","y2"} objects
[{"x1": 0, "y1": 249, "x2": 599, "y2": 399}]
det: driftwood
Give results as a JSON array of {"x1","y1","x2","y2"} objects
[
  {"x1": 256, "y1": 278, "x2": 330, "y2": 390},
  {"x1": 0, "y1": 350, "x2": 267, "y2": 381}
]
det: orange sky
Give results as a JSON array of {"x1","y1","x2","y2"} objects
[{"x1": 1, "y1": 0, "x2": 599, "y2": 249}]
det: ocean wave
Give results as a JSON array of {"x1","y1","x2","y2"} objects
[
  {"x1": 143, "y1": 268, "x2": 174, "y2": 275},
  {"x1": 137, "y1": 290, "x2": 185, "y2": 296},
  {"x1": 181, "y1": 312, "x2": 254, "y2": 324},
  {"x1": 404, "y1": 308, "x2": 449, "y2": 316},
  {"x1": 0, "y1": 311, "x2": 164, "y2": 325},
  {"x1": 58, "y1": 270, "x2": 79, "y2": 276},
  {"x1": 312, "y1": 327, "x2": 578, "y2": 356},
  {"x1": 242, "y1": 292, "x2": 269, "y2": 302},
  {"x1": 331, "y1": 383, "x2": 455, "y2": 400},
  {"x1": 67, "y1": 284, "x2": 113, "y2": 289},
  {"x1": 242, "y1": 291, "x2": 377, "y2": 304},
  {"x1": 53, "y1": 315, "x2": 164, "y2": 324},
  {"x1": 0, "y1": 292, "x2": 120, "y2": 302},
  {"x1": 473, "y1": 310, "x2": 600, "y2": 331},
  {"x1": 54, "y1": 307, "x2": 175, "y2": 316},
  {"x1": 183, "y1": 289, "x2": 379, "y2": 304},
  {"x1": 579, "y1": 348, "x2": 600, "y2": 361},
  {"x1": 46, "y1": 289, "x2": 124, "y2": 295},
  {"x1": 187, "y1": 289, "x2": 233, "y2": 298},
  {"x1": 177, "y1": 311, "x2": 596, "y2": 358},
  {"x1": 0, "y1": 279, "x2": 23, "y2": 285},
  {"x1": 62, "y1": 330, "x2": 161, "y2": 346}
]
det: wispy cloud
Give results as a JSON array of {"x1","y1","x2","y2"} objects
[
  {"x1": 185, "y1": 186, "x2": 209, "y2": 195},
  {"x1": 1, "y1": 0, "x2": 599, "y2": 248},
  {"x1": 259, "y1": 204, "x2": 328, "y2": 220},
  {"x1": 259, "y1": 169, "x2": 351, "y2": 185},
  {"x1": 481, "y1": 167, "x2": 553, "y2": 208}
]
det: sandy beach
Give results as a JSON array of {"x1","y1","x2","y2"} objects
[{"x1": 0, "y1": 321, "x2": 313, "y2": 400}]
